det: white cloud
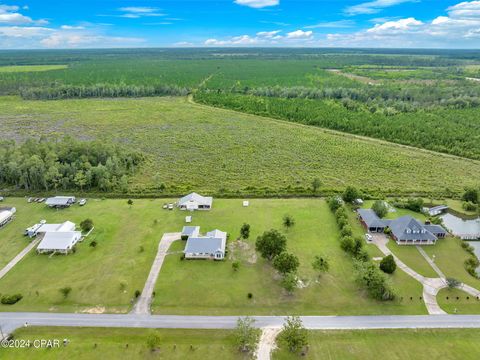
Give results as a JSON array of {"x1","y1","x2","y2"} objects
[
  {"x1": 60, "y1": 25, "x2": 85, "y2": 30},
  {"x1": 204, "y1": 29, "x2": 314, "y2": 46},
  {"x1": 325, "y1": 2, "x2": 480, "y2": 48},
  {"x1": 345, "y1": 0, "x2": 417, "y2": 16},
  {"x1": 174, "y1": 41, "x2": 194, "y2": 47},
  {"x1": 40, "y1": 33, "x2": 144, "y2": 48},
  {"x1": 0, "y1": 3, "x2": 48, "y2": 25},
  {"x1": 286, "y1": 29, "x2": 313, "y2": 39},
  {"x1": 0, "y1": 26, "x2": 52, "y2": 38},
  {"x1": 256, "y1": 30, "x2": 280, "y2": 37},
  {"x1": 116, "y1": 6, "x2": 164, "y2": 18},
  {"x1": 234, "y1": 0, "x2": 279, "y2": 9},
  {"x1": 305, "y1": 20, "x2": 356, "y2": 29}
]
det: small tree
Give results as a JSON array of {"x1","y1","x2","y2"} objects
[
  {"x1": 240, "y1": 223, "x2": 250, "y2": 240},
  {"x1": 232, "y1": 261, "x2": 240, "y2": 272},
  {"x1": 127, "y1": 199, "x2": 133, "y2": 207},
  {"x1": 342, "y1": 186, "x2": 359, "y2": 203},
  {"x1": 283, "y1": 215, "x2": 295, "y2": 230},
  {"x1": 255, "y1": 229, "x2": 287, "y2": 261},
  {"x1": 59, "y1": 287, "x2": 72, "y2": 299},
  {"x1": 89, "y1": 240, "x2": 97, "y2": 248},
  {"x1": 372, "y1": 200, "x2": 388, "y2": 218},
  {"x1": 146, "y1": 333, "x2": 161, "y2": 352},
  {"x1": 281, "y1": 273, "x2": 298, "y2": 294},
  {"x1": 311, "y1": 178, "x2": 322, "y2": 193},
  {"x1": 280, "y1": 316, "x2": 309, "y2": 354},
  {"x1": 379, "y1": 255, "x2": 397, "y2": 274},
  {"x1": 312, "y1": 255, "x2": 329, "y2": 277},
  {"x1": 234, "y1": 317, "x2": 260, "y2": 355},
  {"x1": 273, "y1": 252, "x2": 300, "y2": 275},
  {"x1": 447, "y1": 277, "x2": 461, "y2": 289},
  {"x1": 80, "y1": 218, "x2": 94, "y2": 232}
]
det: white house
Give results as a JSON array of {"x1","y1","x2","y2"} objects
[
  {"x1": 184, "y1": 228, "x2": 227, "y2": 260},
  {"x1": 178, "y1": 193, "x2": 212, "y2": 211},
  {"x1": 45, "y1": 196, "x2": 76, "y2": 208},
  {"x1": 26, "y1": 220, "x2": 76, "y2": 238},
  {"x1": 37, "y1": 231, "x2": 82, "y2": 255},
  {"x1": 0, "y1": 207, "x2": 15, "y2": 228}
]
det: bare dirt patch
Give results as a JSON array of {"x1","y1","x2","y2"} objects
[{"x1": 228, "y1": 240, "x2": 257, "y2": 264}]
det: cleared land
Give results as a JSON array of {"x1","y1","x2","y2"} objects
[
  {"x1": 274, "y1": 329, "x2": 480, "y2": 360},
  {"x1": 1, "y1": 327, "x2": 241, "y2": 360},
  {"x1": 0, "y1": 65, "x2": 68, "y2": 73},
  {"x1": 152, "y1": 199, "x2": 425, "y2": 315},
  {"x1": 437, "y1": 288, "x2": 480, "y2": 315},
  {"x1": 0, "y1": 96, "x2": 479, "y2": 196}
]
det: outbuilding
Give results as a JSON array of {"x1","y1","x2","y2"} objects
[
  {"x1": 45, "y1": 196, "x2": 76, "y2": 208},
  {"x1": 178, "y1": 193, "x2": 213, "y2": 211},
  {"x1": 37, "y1": 231, "x2": 82, "y2": 255}
]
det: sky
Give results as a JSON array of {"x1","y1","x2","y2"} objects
[{"x1": 0, "y1": 0, "x2": 479, "y2": 49}]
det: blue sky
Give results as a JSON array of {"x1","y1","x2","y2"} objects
[{"x1": 0, "y1": 0, "x2": 479, "y2": 48}]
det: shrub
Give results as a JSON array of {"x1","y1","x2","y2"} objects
[
  {"x1": 327, "y1": 196, "x2": 342, "y2": 211},
  {"x1": 379, "y1": 255, "x2": 397, "y2": 274},
  {"x1": 462, "y1": 201, "x2": 477, "y2": 212},
  {"x1": 340, "y1": 236, "x2": 355, "y2": 253},
  {"x1": 340, "y1": 225, "x2": 353, "y2": 237},
  {"x1": 283, "y1": 215, "x2": 295, "y2": 229},
  {"x1": 134, "y1": 290, "x2": 141, "y2": 298},
  {"x1": 279, "y1": 316, "x2": 309, "y2": 354},
  {"x1": 80, "y1": 218, "x2": 94, "y2": 232},
  {"x1": 1, "y1": 294, "x2": 23, "y2": 305},
  {"x1": 273, "y1": 252, "x2": 300, "y2": 275},
  {"x1": 446, "y1": 278, "x2": 461, "y2": 289},
  {"x1": 355, "y1": 248, "x2": 370, "y2": 262},
  {"x1": 372, "y1": 200, "x2": 388, "y2": 218},
  {"x1": 59, "y1": 287, "x2": 72, "y2": 299},
  {"x1": 89, "y1": 240, "x2": 97, "y2": 248},
  {"x1": 342, "y1": 186, "x2": 360, "y2": 203},
  {"x1": 354, "y1": 260, "x2": 395, "y2": 301},
  {"x1": 240, "y1": 223, "x2": 251, "y2": 239},
  {"x1": 247, "y1": 292, "x2": 253, "y2": 299},
  {"x1": 234, "y1": 317, "x2": 260, "y2": 354},
  {"x1": 255, "y1": 229, "x2": 287, "y2": 261},
  {"x1": 312, "y1": 255, "x2": 329, "y2": 275},
  {"x1": 232, "y1": 261, "x2": 240, "y2": 272},
  {"x1": 281, "y1": 273, "x2": 298, "y2": 294},
  {"x1": 146, "y1": 333, "x2": 161, "y2": 352}
]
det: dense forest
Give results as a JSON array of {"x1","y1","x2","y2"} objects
[{"x1": 0, "y1": 137, "x2": 143, "y2": 192}]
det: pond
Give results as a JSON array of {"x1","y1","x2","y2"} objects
[{"x1": 440, "y1": 213, "x2": 480, "y2": 240}]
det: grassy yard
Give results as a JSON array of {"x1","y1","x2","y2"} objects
[
  {"x1": 437, "y1": 287, "x2": 480, "y2": 314},
  {"x1": 273, "y1": 329, "x2": 480, "y2": 360},
  {"x1": 0, "y1": 96, "x2": 479, "y2": 196},
  {"x1": 0, "y1": 198, "x2": 188, "y2": 313},
  {"x1": 1, "y1": 327, "x2": 243, "y2": 360},
  {"x1": 152, "y1": 199, "x2": 426, "y2": 315}
]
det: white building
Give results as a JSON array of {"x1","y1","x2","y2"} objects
[
  {"x1": 0, "y1": 207, "x2": 15, "y2": 228},
  {"x1": 37, "y1": 231, "x2": 82, "y2": 255},
  {"x1": 178, "y1": 192, "x2": 213, "y2": 211},
  {"x1": 26, "y1": 221, "x2": 76, "y2": 238}
]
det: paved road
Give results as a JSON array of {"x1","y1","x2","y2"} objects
[
  {"x1": 131, "y1": 233, "x2": 181, "y2": 315},
  {"x1": 0, "y1": 238, "x2": 40, "y2": 280},
  {"x1": 3, "y1": 313, "x2": 480, "y2": 338}
]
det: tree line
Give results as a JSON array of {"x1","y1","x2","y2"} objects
[
  {"x1": 19, "y1": 84, "x2": 190, "y2": 100},
  {"x1": 0, "y1": 137, "x2": 143, "y2": 192}
]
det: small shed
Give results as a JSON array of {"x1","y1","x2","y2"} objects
[{"x1": 243, "y1": 201, "x2": 249, "y2": 207}]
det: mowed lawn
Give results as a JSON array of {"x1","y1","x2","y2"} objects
[
  {"x1": 0, "y1": 198, "x2": 187, "y2": 313},
  {"x1": 273, "y1": 329, "x2": 480, "y2": 360},
  {"x1": 0, "y1": 96, "x2": 479, "y2": 195},
  {"x1": 437, "y1": 287, "x2": 480, "y2": 314},
  {"x1": 1, "y1": 327, "x2": 242, "y2": 360},
  {"x1": 152, "y1": 199, "x2": 426, "y2": 315}
]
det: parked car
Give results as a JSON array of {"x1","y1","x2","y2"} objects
[
  {"x1": 38, "y1": 198, "x2": 45, "y2": 203},
  {"x1": 168, "y1": 203, "x2": 174, "y2": 210},
  {"x1": 27, "y1": 197, "x2": 33, "y2": 203},
  {"x1": 365, "y1": 233, "x2": 373, "y2": 242},
  {"x1": 79, "y1": 199, "x2": 87, "y2": 206},
  {"x1": 0, "y1": 196, "x2": 4, "y2": 202},
  {"x1": 162, "y1": 204, "x2": 168, "y2": 209}
]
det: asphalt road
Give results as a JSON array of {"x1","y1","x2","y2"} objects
[{"x1": 2, "y1": 313, "x2": 480, "y2": 337}]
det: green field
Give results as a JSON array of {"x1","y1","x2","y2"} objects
[
  {"x1": 1, "y1": 327, "x2": 242, "y2": 360},
  {"x1": 0, "y1": 198, "x2": 187, "y2": 313},
  {"x1": 0, "y1": 96, "x2": 478, "y2": 197},
  {"x1": 0, "y1": 65, "x2": 68, "y2": 73},
  {"x1": 274, "y1": 329, "x2": 480, "y2": 359},
  {"x1": 0, "y1": 198, "x2": 425, "y2": 315},
  {"x1": 152, "y1": 198, "x2": 425, "y2": 315},
  {"x1": 437, "y1": 288, "x2": 480, "y2": 314}
]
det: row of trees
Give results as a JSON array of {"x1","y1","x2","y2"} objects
[
  {"x1": 20, "y1": 84, "x2": 189, "y2": 100},
  {"x1": 0, "y1": 137, "x2": 143, "y2": 191},
  {"x1": 329, "y1": 196, "x2": 396, "y2": 301}
]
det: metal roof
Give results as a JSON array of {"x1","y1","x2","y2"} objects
[
  {"x1": 37, "y1": 231, "x2": 81, "y2": 251},
  {"x1": 357, "y1": 209, "x2": 387, "y2": 228}
]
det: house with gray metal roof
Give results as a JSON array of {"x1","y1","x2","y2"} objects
[
  {"x1": 181, "y1": 226, "x2": 200, "y2": 240},
  {"x1": 184, "y1": 228, "x2": 227, "y2": 260},
  {"x1": 45, "y1": 196, "x2": 76, "y2": 208},
  {"x1": 178, "y1": 193, "x2": 212, "y2": 211},
  {"x1": 357, "y1": 209, "x2": 447, "y2": 245},
  {"x1": 37, "y1": 231, "x2": 82, "y2": 255}
]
